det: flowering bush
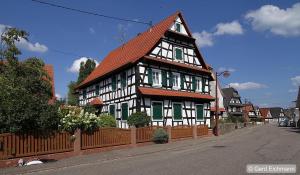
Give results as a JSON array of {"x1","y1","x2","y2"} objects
[
  {"x1": 59, "y1": 108, "x2": 101, "y2": 133},
  {"x1": 98, "y1": 114, "x2": 116, "y2": 128}
]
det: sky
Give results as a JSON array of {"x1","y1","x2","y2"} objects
[{"x1": 0, "y1": 0, "x2": 300, "y2": 108}]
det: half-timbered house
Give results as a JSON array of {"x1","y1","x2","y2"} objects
[{"x1": 76, "y1": 12, "x2": 214, "y2": 128}]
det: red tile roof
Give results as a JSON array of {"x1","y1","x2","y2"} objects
[
  {"x1": 77, "y1": 11, "x2": 210, "y2": 88},
  {"x1": 138, "y1": 87, "x2": 214, "y2": 100},
  {"x1": 243, "y1": 104, "x2": 254, "y2": 113},
  {"x1": 44, "y1": 65, "x2": 56, "y2": 104},
  {"x1": 259, "y1": 108, "x2": 270, "y2": 118},
  {"x1": 90, "y1": 97, "x2": 103, "y2": 106}
]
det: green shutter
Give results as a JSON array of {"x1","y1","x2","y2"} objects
[
  {"x1": 148, "y1": 68, "x2": 153, "y2": 85},
  {"x1": 121, "y1": 103, "x2": 128, "y2": 120},
  {"x1": 169, "y1": 72, "x2": 173, "y2": 87},
  {"x1": 161, "y1": 70, "x2": 167, "y2": 87},
  {"x1": 192, "y1": 76, "x2": 196, "y2": 91},
  {"x1": 152, "y1": 102, "x2": 163, "y2": 120},
  {"x1": 175, "y1": 48, "x2": 183, "y2": 60},
  {"x1": 173, "y1": 103, "x2": 182, "y2": 120},
  {"x1": 176, "y1": 23, "x2": 181, "y2": 32},
  {"x1": 121, "y1": 72, "x2": 126, "y2": 88},
  {"x1": 196, "y1": 105, "x2": 204, "y2": 120},
  {"x1": 202, "y1": 78, "x2": 206, "y2": 92},
  {"x1": 180, "y1": 74, "x2": 185, "y2": 89},
  {"x1": 83, "y1": 90, "x2": 87, "y2": 99},
  {"x1": 109, "y1": 105, "x2": 115, "y2": 117},
  {"x1": 112, "y1": 76, "x2": 117, "y2": 91},
  {"x1": 95, "y1": 85, "x2": 99, "y2": 95}
]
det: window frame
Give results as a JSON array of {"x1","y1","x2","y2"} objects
[
  {"x1": 195, "y1": 104, "x2": 205, "y2": 121},
  {"x1": 95, "y1": 85, "x2": 100, "y2": 96},
  {"x1": 172, "y1": 72, "x2": 181, "y2": 90},
  {"x1": 172, "y1": 102, "x2": 183, "y2": 121},
  {"x1": 173, "y1": 47, "x2": 183, "y2": 61},
  {"x1": 109, "y1": 104, "x2": 116, "y2": 118},
  {"x1": 121, "y1": 72, "x2": 127, "y2": 89},
  {"x1": 175, "y1": 22, "x2": 181, "y2": 32},
  {"x1": 111, "y1": 76, "x2": 117, "y2": 91},
  {"x1": 121, "y1": 102, "x2": 129, "y2": 121},
  {"x1": 195, "y1": 77, "x2": 202, "y2": 92},
  {"x1": 82, "y1": 89, "x2": 87, "y2": 99},
  {"x1": 151, "y1": 101, "x2": 164, "y2": 121},
  {"x1": 152, "y1": 69, "x2": 162, "y2": 87}
]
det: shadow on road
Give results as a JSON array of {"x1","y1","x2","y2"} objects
[{"x1": 282, "y1": 127, "x2": 300, "y2": 133}]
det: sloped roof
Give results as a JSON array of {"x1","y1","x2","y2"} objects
[
  {"x1": 77, "y1": 11, "x2": 210, "y2": 88},
  {"x1": 222, "y1": 87, "x2": 241, "y2": 108},
  {"x1": 90, "y1": 97, "x2": 103, "y2": 106},
  {"x1": 269, "y1": 107, "x2": 283, "y2": 118},
  {"x1": 138, "y1": 87, "x2": 214, "y2": 100},
  {"x1": 259, "y1": 108, "x2": 270, "y2": 118}
]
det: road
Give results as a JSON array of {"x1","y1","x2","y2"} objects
[{"x1": 2, "y1": 124, "x2": 300, "y2": 175}]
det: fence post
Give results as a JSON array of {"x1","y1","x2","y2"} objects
[
  {"x1": 131, "y1": 126, "x2": 136, "y2": 147},
  {"x1": 193, "y1": 125, "x2": 197, "y2": 139},
  {"x1": 74, "y1": 129, "x2": 81, "y2": 154},
  {"x1": 167, "y1": 126, "x2": 172, "y2": 143}
]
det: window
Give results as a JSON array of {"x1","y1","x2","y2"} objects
[
  {"x1": 109, "y1": 104, "x2": 115, "y2": 117},
  {"x1": 152, "y1": 69, "x2": 161, "y2": 86},
  {"x1": 95, "y1": 85, "x2": 99, "y2": 96},
  {"x1": 83, "y1": 89, "x2": 87, "y2": 99},
  {"x1": 121, "y1": 103, "x2": 128, "y2": 120},
  {"x1": 174, "y1": 47, "x2": 183, "y2": 60},
  {"x1": 175, "y1": 23, "x2": 181, "y2": 32},
  {"x1": 161, "y1": 70, "x2": 167, "y2": 87},
  {"x1": 152, "y1": 102, "x2": 163, "y2": 121},
  {"x1": 196, "y1": 104, "x2": 204, "y2": 121},
  {"x1": 121, "y1": 72, "x2": 127, "y2": 88},
  {"x1": 172, "y1": 73, "x2": 180, "y2": 89},
  {"x1": 112, "y1": 76, "x2": 117, "y2": 91},
  {"x1": 173, "y1": 103, "x2": 182, "y2": 121},
  {"x1": 196, "y1": 77, "x2": 202, "y2": 92}
]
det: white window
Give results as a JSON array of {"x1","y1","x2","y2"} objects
[
  {"x1": 196, "y1": 77, "x2": 202, "y2": 92},
  {"x1": 152, "y1": 69, "x2": 161, "y2": 87},
  {"x1": 172, "y1": 73, "x2": 180, "y2": 89}
]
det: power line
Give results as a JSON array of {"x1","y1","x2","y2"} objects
[{"x1": 31, "y1": 0, "x2": 152, "y2": 26}]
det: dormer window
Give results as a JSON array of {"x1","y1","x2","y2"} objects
[
  {"x1": 174, "y1": 47, "x2": 183, "y2": 61},
  {"x1": 175, "y1": 22, "x2": 181, "y2": 32}
]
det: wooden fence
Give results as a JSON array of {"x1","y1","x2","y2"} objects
[
  {"x1": 81, "y1": 128, "x2": 131, "y2": 149},
  {"x1": 197, "y1": 125, "x2": 209, "y2": 136},
  {"x1": 0, "y1": 132, "x2": 73, "y2": 160},
  {"x1": 136, "y1": 126, "x2": 167, "y2": 143},
  {"x1": 171, "y1": 125, "x2": 193, "y2": 139}
]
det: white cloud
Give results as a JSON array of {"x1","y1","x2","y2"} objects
[
  {"x1": 214, "y1": 21, "x2": 244, "y2": 35},
  {"x1": 193, "y1": 20, "x2": 244, "y2": 48},
  {"x1": 89, "y1": 27, "x2": 95, "y2": 34},
  {"x1": 245, "y1": 3, "x2": 300, "y2": 36},
  {"x1": 55, "y1": 93, "x2": 62, "y2": 99},
  {"x1": 288, "y1": 89, "x2": 297, "y2": 93},
  {"x1": 291, "y1": 75, "x2": 300, "y2": 86},
  {"x1": 228, "y1": 82, "x2": 267, "y2": 90},
  {"x1": 217, "y1": 67, "x2": 236, "y2": 73},
  {"x1": 0, "y1": 24, "x2": 48, "y2": 53},
  {"x1": 68, "y1": 57, "x2": 99, "y2": 73},
  {"x1": 193, "y1": 31, "x2": 213, "y2": 47}
]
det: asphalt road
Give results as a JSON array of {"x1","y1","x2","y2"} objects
[{"x1": 2, "y1": 124, "x2": 300, "y2": 175}]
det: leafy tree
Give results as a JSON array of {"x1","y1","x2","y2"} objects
[
  {"x1": 77, "y1": 59, "x2": 96, "y2": 84},
  {"x1": 0, "y1": 27, "x2": 60, "y2": 133},
  {"x1": 67, "y1": 81, "x2": 78, "y2": 106}
]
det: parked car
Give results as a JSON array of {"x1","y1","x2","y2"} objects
[{"x1": 278, "y1": 117, "x2": 289, "y2": 127}]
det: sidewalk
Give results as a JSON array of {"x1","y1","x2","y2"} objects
[{"x1": 1, "y1": 125, "x2": 259, "y2": 175}]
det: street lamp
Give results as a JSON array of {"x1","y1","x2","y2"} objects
[{"x1": 214, "y1": 70, "x2": 230, "y2": 136}]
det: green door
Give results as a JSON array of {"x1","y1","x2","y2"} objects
[
  {"x1": 173, "y1": 103, "x2": 182, "y2": 121},
  {"x1": 152, "y1": 102, "x2": 163, "y2": 120},
  {"x1": 109, "y1": 105, "x2": 115, "y2": 117},
  {"x1": 196, "y1": 105, "x2": 204, "y2": 121},
  {"x1": 121, "y1": 103, "x2": 128, "y2": 120}
]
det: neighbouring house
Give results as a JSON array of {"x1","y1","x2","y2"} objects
[
  {"x1": 242, "y1": 103, "x2": 258, "y2": 121},
  {"x1": 44, "y1": 64, "x2": 56, "y2": 104},
  {"x1": 222, "y1": 87, "x2": 243, "y2": 119},
  {"x1": 76, "y1": 12, "x2": 215, "y2": 128},
  {"x1": 269, "y1": 107, "x2": 285, "y2": 123},
  {"x1": 210, "y1": 70, "x2": 227, "y2": 122},
  {"x1": 259, "y1": 108, "x2": 277, "y2": 123},
  {"x1": 254, "y1": 106, "x2": 262, "y2": 118}
]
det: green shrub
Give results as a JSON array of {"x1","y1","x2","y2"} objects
[
  {"x1": 83, "y1": 104, "x2": 98, "y2": 114},
  {"x1": 152, "y1": 128, "x2": 168, "y2": 144},
  {"x1": 127, "y1": 112, "x2": 151, "y2": 128},
  {"x1": 98, "y1": 114, "x2": 116, "y2": 128}
]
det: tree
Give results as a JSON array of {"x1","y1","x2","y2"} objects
[
  {"x1": 77, "y1": 59, "x2": 96, "y2": 84},
  {"x1": 0, "y1": 27, "x2": 60, "y2": 133},
  {"x1": 67, "y1": 59, "x2": 96, "y2": 106},
  {"x1": 67, "y1": 81, "x2": 78, "y2": 106}
]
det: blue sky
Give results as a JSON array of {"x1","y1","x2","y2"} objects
[{"x1": 1, "y1": 0, "x2": 300, "y2": 108}]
